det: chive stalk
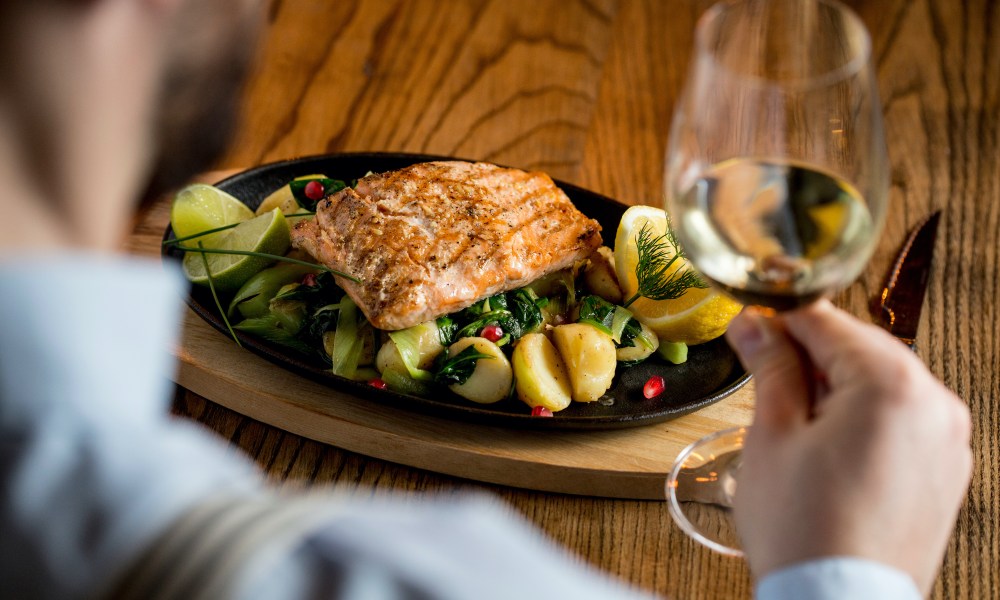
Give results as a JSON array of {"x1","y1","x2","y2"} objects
[{"x1": 198, "y1": 241, "x2": 243, "y2": 348}]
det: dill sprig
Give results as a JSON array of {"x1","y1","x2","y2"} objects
[{"x1": 622, "y1": 221, "x2": 707, "y2": 308}]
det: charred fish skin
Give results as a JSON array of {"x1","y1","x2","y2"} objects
[{"x1": 291, "y1": 161, "x2": 602, "y2": 330}]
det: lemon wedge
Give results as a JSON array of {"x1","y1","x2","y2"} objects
[{"x1": 613, "y1": 205, "x2": 741, "y2": 345}]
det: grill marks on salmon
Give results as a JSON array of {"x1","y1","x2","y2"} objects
[{"x1": 290, "y1": 161, "x2": 602, "y2": 330}]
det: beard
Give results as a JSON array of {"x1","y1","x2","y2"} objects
[{"x1": 141, "y1": 1, "x2": 262, "y2": 204}]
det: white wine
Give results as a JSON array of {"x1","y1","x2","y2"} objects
[{"x1": 675, "y1": 158, "x2": 874, "y2": 310}]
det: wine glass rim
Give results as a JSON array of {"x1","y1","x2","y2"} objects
[
  {"x1": 694, "y1": 0, "x2": 872, "y2": 91},
  {"x1": 665, "y1": 426, "x2": 748, "y2": 557}
]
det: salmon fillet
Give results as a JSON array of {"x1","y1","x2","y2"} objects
[{"x1": 290, "y1": 161, "x2": 602, "y2": 330}]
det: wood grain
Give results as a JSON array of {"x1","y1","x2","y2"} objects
[{"x1": 143, "y1": 1, "x2": 1000, "y2": 598}]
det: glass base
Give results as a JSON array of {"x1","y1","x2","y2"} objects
[{"x1": 666, "y1": 426, "x2": 748, "y2": 556}]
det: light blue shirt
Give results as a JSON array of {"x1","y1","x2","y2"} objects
[{"x1": 0, "y1": 255, "x2": 921, "y2": 599}]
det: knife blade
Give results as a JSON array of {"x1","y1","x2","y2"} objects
[{"x1": 873, "y1": 211, "x2": 941, "y2": 348}]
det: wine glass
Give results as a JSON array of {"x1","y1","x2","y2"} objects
[{"x1": 662, "y1": 0, "x2": 889, "y2": 555}]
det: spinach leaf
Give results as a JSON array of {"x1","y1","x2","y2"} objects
[
  {"x1": 577, "y1": 295, "x2": 644, "y2": 349},
  {"x1": 508, "y1": 288, "x2": 545, "y2": 334},
  {"x1": 487, "y1": 293, "x2": 508, "y2": 310},
  {"x1": 276, "y1": 271, "x2": 345, "y2": 304},
  {"x1": 577, "y1": 295, "x2": 615, "y2": 327},
  {"x1": 450, "y1": 288, "x2": 549, "y2": 345},
  {"x1": 457, "y1": 293, "x2": 509, "y2": 321},
  {"x1": 457, "y1": 298, "x2": 490, "y2": 321},
  {"x1": 455, "y1": 309, "x2": 517, "y2": 341},
  {"x1": 304, "y1": 303, "x2": 339, "y2": 349},
  {"x1": 436, "y1": 315, "x2": 458, "y2": 347},
  {"x1": 289, "y1": 177, "x2": 350, "y2": 212},
  {"x1": 433, "y1": 345, "x2": 494, "y2": 386}
]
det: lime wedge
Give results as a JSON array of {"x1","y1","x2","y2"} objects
[
  {"x1": 182, "y1": 209, "x2": 291, "y2": 293},
  {"x1": 170, "y1": 183, "x2": 254, "y2": 242}
]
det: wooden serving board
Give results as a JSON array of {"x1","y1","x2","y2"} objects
[{"x1": 128, "y1": 177, "x2": 755, "y2": 500}]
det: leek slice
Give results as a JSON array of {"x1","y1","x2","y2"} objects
[
  {"x1": 610, "y1": 306, "x2": 634, "y2": 344},
  {"x1": 381, "y1": 368, "x2": 433, "y2": 396},
  {"x1": 331, "y1": 296, "x2": 364, "y2": 379},
  {"x1": 636, "y1": 331, "x2": 656, "y2": 351},
  {"x1": 387, "y1": 323, "x2": 437, "y2": 381}
]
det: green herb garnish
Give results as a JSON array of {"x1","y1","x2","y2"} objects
[
  {"x1": 197, "y1": 241, "x2": 242, "y2": 348},
  {"x1": 433, "y1": 345, "x2": 493, "y2": 386},
  {"x1": 163, "y1": 212, "x2": 315, "y2": 247},
  {"x1": 622, "y1": 222, "x2": 707, "y2": 308},
  {"x1": 171, "y1": 244, "x2": 361, "y2": 284}
]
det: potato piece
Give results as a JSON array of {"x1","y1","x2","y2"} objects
[
  {"x1": 551, "y1": 323, "x2": 617, "y2": 402},
  {"x1": 583, "y1": 246, "x2": 623, "y2": 304},
  {"x1": 256, "y1": 185, "x2": 299, "y2": 216},
  {"x1": 512, "y1": 333, "x2": 572, "y2": 412},
  {"x1": 446, "y1": 337, "x2": 513, "y2": 404},
  {"x1": 376, "y1": 321, "x2": 444, "y2": 375},
  {"x1": 257, "y1": 174, "x2": 327, "y2": 225},
  {"x1": 616, "y1": 321, "x2": 659, "y2": 363}
]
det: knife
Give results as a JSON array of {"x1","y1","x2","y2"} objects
[{"x1": 872, "y1": 211, "x2": 941, "y2": 348}]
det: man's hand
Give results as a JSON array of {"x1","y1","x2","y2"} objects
[{"x1": 726, "y1": 301, "x2": 972, "y2": 595}]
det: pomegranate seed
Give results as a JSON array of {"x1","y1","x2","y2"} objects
[
  {"x1": 304, "y1": 180, "x2": 325, "y2": 200},
  {"x1": 531, "y1": 406, "x2": 554, "y2": 417},
  {"x1": 643, "y1": 375, "x2": 666, "y2": 399},
  {"x1": 481, "y1": 324, "x2": 503, "y2": 342},
  {"x1": 301, "y1": 273, "x2": 318, "y2": 287},
  {"x1": 369, "y1": 378, "x2": 388, "y2": 390}
]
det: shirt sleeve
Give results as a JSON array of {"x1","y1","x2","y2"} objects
[
  {"x1": 0, "y1": 255, "x2": 652, "y2": 600},
  {"x1": 0, "y1": 255, "x2": 264, "y2": 599},
  {"x1": 757, "y1": 557, "x2": 923, "y2": 600}
]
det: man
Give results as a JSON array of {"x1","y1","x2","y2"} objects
[{"x1": 0, "y1": 1, "x2": 971, "y2": 598}]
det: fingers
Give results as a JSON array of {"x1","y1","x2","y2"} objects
[
  {"x1": 725, "y1": 307, "x2": 811, "y2": 432},
  {"x1": 780, "y1": 300, "x2": 923, "y2": 386}
]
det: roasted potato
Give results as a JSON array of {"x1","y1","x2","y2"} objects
[
  {"x1": 446, "y1": 337, "x2": 513, "y2": 404},
  {"x1": 512, "y1": 333, "x2": 572, "y2": 412},
  {"x1": 551, "y1": 323, "x2": 617, "y2": 402},
  {"x1": 583, "y1": 246, "x2": 623, "y2": 304}
]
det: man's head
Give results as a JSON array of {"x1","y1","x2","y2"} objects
[
  {"x1": 0, "y1": 0, "x2": 263, "y2": 251},
  {"x1": 145, "y1": 0, "x2": 263, "y2": 199}
]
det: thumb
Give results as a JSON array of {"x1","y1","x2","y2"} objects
[{"x1": 725, "y1": 308, "x2": 811, "y2": 432}]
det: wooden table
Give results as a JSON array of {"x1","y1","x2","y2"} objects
[{"x1": 153, "y1": 1, "x2": 1000, "y2": 598}]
